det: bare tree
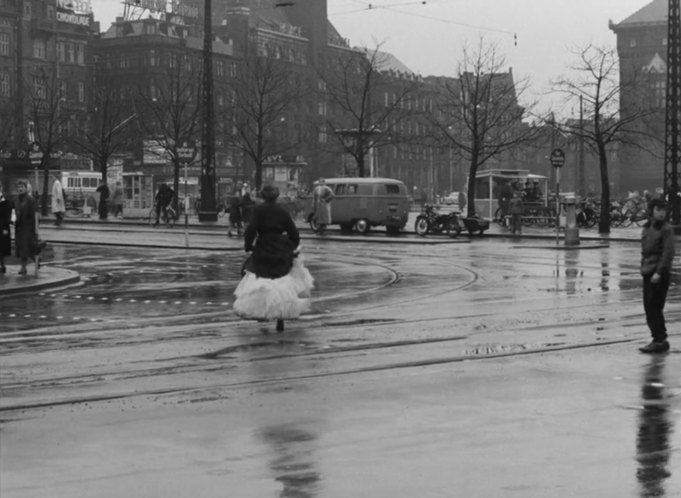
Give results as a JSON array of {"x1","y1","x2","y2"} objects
[
  {"x1": 68, "y1": 80, "x2": 136, "y2": 218},
  {"x1": 321, "y1": 45, "x2": 422, "y2": 177},
  {"x1": 25, "y1": 67, "x2": 69, "y2": 215},
  {"x1": 226, "y1": 56, "x2": 303, "y2": 190},
  {"x1": 135, "y1": 60, "x2": 202, "y2": 209},
  {"x1": 551, "y1": 44, "x2": 657, "y2": 233},
  {"x1": 429, "y1": 39, "x2": 539, "y2": 217}
]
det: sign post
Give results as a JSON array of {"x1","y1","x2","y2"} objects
[
  {"x1": 28, "y1": 142, "x2": 44, "y2": 196},
  {"x1": 177, "y1": 139, "x2": 197, "y2": 248},
  {"x1": 550, "y1": 148, "x2": 566, "y2": 245}
]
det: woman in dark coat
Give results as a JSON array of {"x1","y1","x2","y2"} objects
[
  {"x1": 0, "y1": 183, "x2": 12, "y2": 273},
  {"x1": 233, "y1": 185, "x2": 313, "y2": 332},
  {"x1": 227, "y1": 188, "x2": 242, "y2": 237},
  {"x1": 14, "y1": 180, "x2": 39, "y2": 275}
]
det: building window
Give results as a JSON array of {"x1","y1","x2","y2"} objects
[
  {"x1": 78, "y1": 81, "x2": 85, "y2": 103},
  {"x1": 629, "y1": 38, "x2": 637, "y2": 48},
  {"x1": 216, "y1": 60, "x2": 224, "y2": 77},
  {"x1": 169, "y1": 52, "x2": 177, "y2": 68},
  {"x1": 57, "y1": 40, "x2": 65, "y2": 62},
  {"x1": 148, "y1": 49, "x2": 159, "y2": 66},
  {"x1": 76, "y1": 43, "x2": 84, "y2": 65},
  {"x1": 67, "y1": 42, "x2": 75, "y2": 63},
  {"x1": 34, "y1": 75, "x2": 47, "y2": 99},
  {"x1": 318, "y1": 102, "x2": 327, "y2": 116},
  {"x1": 662, "y1": 37, "x2": 667, "y2": 46},
  {"x1": 0, "y1": 33, "x2": 10, "y2": 56},
  {"x1": 33, "y1": 38, "x2": 46, "y2": 59},
  {"x1": 58, "y1": 79, "x2": 67, "y2": 99},
  {"x1": 0, "y1": 72, "x2": 10, "y2": 97}
]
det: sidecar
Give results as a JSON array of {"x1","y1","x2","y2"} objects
[{"x1": 462, "y1": 215, "x2": 490, "y2": 236}]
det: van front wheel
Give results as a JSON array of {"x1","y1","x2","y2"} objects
[{"x1": 354, "y1": 219, "x2": 370, "y2": 234}]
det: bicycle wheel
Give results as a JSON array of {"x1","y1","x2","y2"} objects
[
  {"x1": 632, "y1": 208, "x2": 648, "y2": 226},
  {"x1": 620, "y1": 210, "x2": 633, "y2": 228},
  {"x1": 166, "y1": 208, "x2": 176, "y2": 227},
  {"x1": 494, "y1": 207, "x2": 505, "y2": 226}
]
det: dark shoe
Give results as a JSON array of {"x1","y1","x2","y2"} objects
[
  {"x1": 0, "y1": 266, "x2": 5, "y2": 274},
  {"x1": 276, "y1": 319, "x2": 285, "y2": 333},
  {"x1": 639, "y1": 341, "x2": 670, "y2": 354},
  {"x1": 18, "y1": 267, "x2": 27, "y2": 275},
  {"x1": 227, "y1": 231, "x2": 233, "y2": 238}
]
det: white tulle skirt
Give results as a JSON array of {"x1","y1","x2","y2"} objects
[{"x1": 233, "y1": 257, "x2": 314, "y2": 320}]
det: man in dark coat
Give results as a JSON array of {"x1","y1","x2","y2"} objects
[
  {"x1": 638, "y1": 198, "x2": 676, "y2": 353},
  {"x1": 0, "y1": 182, "x2": 12, "y2": 273},
  {"x1": 13, "y1": 180, "x2": 39, "y2": 275}
]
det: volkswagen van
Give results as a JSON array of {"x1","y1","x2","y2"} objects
[{"x1": 305, "y1": 177, "x2": 411, "y2": 234}]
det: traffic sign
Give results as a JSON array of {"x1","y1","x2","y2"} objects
[
  {"x1": 550, "y1": 148, "x2": 565, "y2": 168},
  {"x1": 28, "y1": 142, "x2": 44, "y2": 166},
  {"x1": 177, "y1": 139, "x2": 197, "y2": 164}
]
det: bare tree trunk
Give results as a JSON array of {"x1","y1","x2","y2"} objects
[{"x1": 597, "y1": 143, "x2": 610, "y2": 234}]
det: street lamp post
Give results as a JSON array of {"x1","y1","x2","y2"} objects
[{"x1": 198, "y1": 0, "x2": 217, "y2": 221}]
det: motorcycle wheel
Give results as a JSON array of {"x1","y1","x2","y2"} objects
[
  {"x1": 414, "y1": 216, "x2": 430, "y2": 236},
  {"x1": 445, "y1": 220, "x2": 461, "y2": 238}
]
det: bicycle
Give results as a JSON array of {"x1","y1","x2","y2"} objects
[{"x1": 148, "y1": 203, "x2": 176, "y2": 227}]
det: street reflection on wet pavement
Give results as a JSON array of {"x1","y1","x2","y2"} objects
[
  {"x1": 636, "y1": 357, "x2": 674, "y2": 497},
  {"x1": 0, "y1": 235, "x2": 679, "y2": 497}
]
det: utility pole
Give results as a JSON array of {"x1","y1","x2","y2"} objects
[
  {"x1": 664, "y1": 0, "x2": 681, "y2": 227},
  {"x1": 578, "y1": 95, "x2": 585, "y2": 196},
  {"x1": 198, "y1": 0, "x2": 217, "y2": 221}
]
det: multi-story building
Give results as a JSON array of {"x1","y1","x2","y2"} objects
[
  {"x1": 610, "y1": 0, "x2": 669, "y2": 194},
  {"x1": 2, "y1": 0, "x2": 532, "y2": 209},
  {"x1": 0, "y1": 0, "x2": 97, "y2": 194}
]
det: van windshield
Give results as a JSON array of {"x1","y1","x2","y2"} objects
[{"x1": 385, "y1": 184, "x2": 400, "y2": 194}]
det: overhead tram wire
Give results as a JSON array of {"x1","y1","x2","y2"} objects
[{"x1": 329, "y1": 1, "x2": 518, "y2": 46}]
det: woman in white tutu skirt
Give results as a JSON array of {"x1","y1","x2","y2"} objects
[{"x1": 234, "y1": 184, "x2": 314, "y2": 332}]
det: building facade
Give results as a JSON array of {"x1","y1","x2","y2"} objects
[{"x1": 610, "y1": 0, "x2": 669, "y2": 194}]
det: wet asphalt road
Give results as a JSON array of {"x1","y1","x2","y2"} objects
[{"x1": 0, "y1": 226, "x2": 679, "y2": 497}]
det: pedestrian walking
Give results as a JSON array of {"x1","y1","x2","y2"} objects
[
  {"x1": 96, "y1": 181, "x2": 110, "y2": 220},
  {"x1": 13, "y1": 180, "x2": 40, "y2": 276},
  {"x1": 154, "y1": 183, "x2": 175, "y2": 225},
  {"x1": 240, "y1": 183, "x2": 255, "y2": 226},
  {"x1": 312, "y1": 177, "x2": 334, "y2": 234},
  {"x1": 112, "y1": 182, "x2": 124, "y2": 218},
  {"x1": 51, "y1": 173, "x2": 66, "y2": 226},
  {"x1": 227, "y1": 187, "x2": 243, "y2": 238},
  {"x1": 508, "y1": 190, "x2": 524, "y2": 235},
  {"x1": 233, "y1": 185, "x2": 314, "y2": 333},
  {"x1": 638, "y1": 198, "x2": 675, "y2": 354},
  {"x1": 0, "y1": 183, "x2": 12, "y2": 274}
]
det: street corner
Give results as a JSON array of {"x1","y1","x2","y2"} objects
[{"x1": 0, "y1": 265, "x2": 81, "y2": 296}]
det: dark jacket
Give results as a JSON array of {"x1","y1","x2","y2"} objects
[
  {"x1": 244, "y1": 200, "x2": 300, "y2": 279},
  {"x1": 14, "y1": 193, "x2": 37, "y2": 259},
  {"x1": 0, "y1": 196, "x2": 11, "y2": 257},
  {"x1": 640, "y1": 220, "x2": 675, "y2": 276}
]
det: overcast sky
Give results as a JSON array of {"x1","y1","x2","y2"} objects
[{"x1": 91, "y1": 0, "x2": 654, "y2": 113}]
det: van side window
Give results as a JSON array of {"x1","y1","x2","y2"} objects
[
  {"x1": 335, "y1": 184, "x2": 346, "y2": 195},
  {"x1": 357, "y1": 184, "x2": 373, "y2": 195},
  {"x1": 347, "y1": 184, "x2": 357, "y2": 194},
  {"x1": 385, "y1": 184, "x2": 400, "y2": 194}
]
